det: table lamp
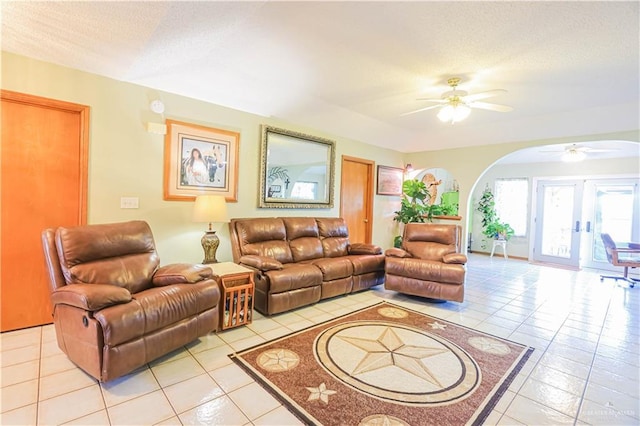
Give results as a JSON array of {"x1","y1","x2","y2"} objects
[{"x1": 193, "y1": 195, "x2": 228, "y2": 264}]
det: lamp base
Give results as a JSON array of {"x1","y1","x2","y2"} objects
[{"x1": 201, "y1": 231, "x2": 220, "y2": 264}]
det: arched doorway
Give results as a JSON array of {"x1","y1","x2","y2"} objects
[{"x1": 465, "y1": 140, "x2": 639, "y2": 272}]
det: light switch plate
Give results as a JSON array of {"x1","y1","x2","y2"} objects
[{"x1": 120, "y1": 197, "x2": 139, "y2": 209}]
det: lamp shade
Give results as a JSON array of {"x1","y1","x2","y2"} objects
[{"x1": 193, "y1": 195, "x2": 228, "y2": 223}]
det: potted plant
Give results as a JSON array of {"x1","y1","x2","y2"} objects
[
  {"x1": 392, "y1": 179, "x2": 430, "y2": 247},
  {"x1": 484, "y1": 220, "x2": 515, "y2": 241},
  {"x1": 476, "y1": 185, "x2": 514, "y2": 247}
]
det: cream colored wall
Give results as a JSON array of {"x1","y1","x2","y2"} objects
[
  {"x1": 3, "y1": 52, "x2": 638, "y2": 264},
  {"x1": 1, "y1": 52, "x2": 404, "y2": 263}
]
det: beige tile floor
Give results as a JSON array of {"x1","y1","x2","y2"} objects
[{"x1": 1, "y1": 254, "x2": 638, "y2": 425}]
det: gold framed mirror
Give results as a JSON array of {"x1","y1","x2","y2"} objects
[{"x1": 259, "y1": 125, "x2": 335, "y2": 208}]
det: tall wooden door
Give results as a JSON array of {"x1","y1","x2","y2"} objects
[
  {"x1": 1, "y1": 90, "x2": 89, "y2": 331},
  {"x1": 340, "y1": 156, "x2": 374, "y2": 244}
]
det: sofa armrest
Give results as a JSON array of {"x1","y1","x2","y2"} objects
[
  {"x1": 152, "y1": 263, "x2": 214, "y2": 286},
  {"x1": 239, "y1": 255, "x2": 283, "y2": 271},
  {"x1": 385, "y1": 248, "x2": 412, "y2": 258},
  {"x1": 349, "y1": 243, "x2": 382, "y2": 255},
  {"x1": 51, "y1": 284, "x2": 132, "y2": 311},
  {"x1": 443, "y1": 253, "x2": 467, "y2": 264}
]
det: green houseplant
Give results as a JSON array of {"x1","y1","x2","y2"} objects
[
  {"x1": 476, "y1": 185, "x2": 515, "y2": 247},
  {"x1": 392, "y1": 179, "x2": 430, "y2": 247}
]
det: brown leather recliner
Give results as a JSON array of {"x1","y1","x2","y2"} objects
[
  {"x1": 41, "y1": 220, "x2": 221, "y2": 382},
  {"x1": 384, "y1": 223, "x2": 467, "y2": 302}
]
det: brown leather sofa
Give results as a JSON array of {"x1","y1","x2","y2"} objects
[
  {"x1": 229, "y1": 217, "x2": 385, "y2": 315},
  {"x1": 385, "y1": 223, "x2": 467, "y2": 302},
  {"x1": 41, "y1": 220, "x2": 220, "y2": 382}
]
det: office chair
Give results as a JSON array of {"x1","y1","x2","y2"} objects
[{"x1": 600, "y1": 233, "x2": 640, "y2": 288}]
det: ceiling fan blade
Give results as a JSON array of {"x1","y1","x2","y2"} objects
[
  {"x1": 415, "y1": 98, "x2": 448, "y2": 103},
  {"x1": 400, "y1": 104, "x2": 443, "y2": 116},
  {"x1": 469, "y1": 101, "x2": 513, "y2": 112},
  {"x1": 463, "y1": 89, "x2": 507, "y2": 102}
]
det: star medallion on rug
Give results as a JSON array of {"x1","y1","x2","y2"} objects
[{"x1": 230, "y1": 301, "x2": 534, "y2": 426}]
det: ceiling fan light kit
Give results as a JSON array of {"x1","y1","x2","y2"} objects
[
  {"x1": 437, "y1": 103, "x2": 471, "y2": 124},
  {"x1": 561, "y1": 149, "x2": 587, "y2": 163},
  {"x1": 403, "y1": 77, "x2": 512, "y2": 124}
]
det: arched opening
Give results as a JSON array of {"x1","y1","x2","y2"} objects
[{"x1": 465, "y1": 140, "x2": 639, "y2": 272}]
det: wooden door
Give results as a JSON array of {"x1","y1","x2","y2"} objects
[
  {"x1": 1, "y1": 90, "x2": 89, "y2": 331},
  {"x1": 340, "y1": 156, "x2": 374, "y2": 244}
]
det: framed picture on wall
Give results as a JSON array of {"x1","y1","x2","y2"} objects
[
  {"x1": 163, "y1": 119, "x2": 239, "y2": 201},
  {"x1": 376, "y1": 165, "x2": 404, "y2": 196}
]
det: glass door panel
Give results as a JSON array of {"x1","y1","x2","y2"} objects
[
  {"x1": 533, "y1": 180, "x2": 583, "y2": 267},
  {"x1": 582, "y1": 180, "x2": 639, "y2": 271}
]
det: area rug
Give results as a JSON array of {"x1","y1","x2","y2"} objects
[{"x1": 230, "y1": 301, "x2": 534, "y2": 426}]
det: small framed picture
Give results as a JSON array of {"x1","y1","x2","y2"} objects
[
  {"x1": 376, "y1": 165, "x2": 404, "y2": 196},
  {"x1": 163, "y1": 119, "x2": 239, "y2": 201}
]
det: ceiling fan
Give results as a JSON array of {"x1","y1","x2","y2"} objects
[
  {"x1": 401, "y1": 77, "x2": 513, "y2": 123},
  {"x1": 540, "y1": 143, "x2": 618, "y2": 162}
]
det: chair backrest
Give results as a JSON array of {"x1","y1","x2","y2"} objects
[
  {"x1": 42, "y1": 220, "x2": 160, "y2": 294},
  {"x1": 41, "y1": 228, "x2": 67, "y2": 292},
  {"x1": 402, "y1": 223, "x2": 461, "y2": 261},
  {"x1": 601, "y1": 233, "x2": 616, "y2": 264}
]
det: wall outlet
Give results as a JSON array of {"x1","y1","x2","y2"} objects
[{"x1": 120, "y1": 197, "x2": 139, "y2": 209}]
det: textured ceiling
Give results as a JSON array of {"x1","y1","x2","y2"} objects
[{"x1": 2, "y1": 1, "x2": 639, "y2": 157}]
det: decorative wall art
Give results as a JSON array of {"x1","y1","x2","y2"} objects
[
  {"x1": 376, "y1": 165, "x2": 404, "y2": 196},
  {"x1": 163, "y1": 119, "x2": 239, "y2": 201}
]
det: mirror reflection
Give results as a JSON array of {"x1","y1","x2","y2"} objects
[{"x1": 259, "y1": 126, "x2": 335, "y2": 208}]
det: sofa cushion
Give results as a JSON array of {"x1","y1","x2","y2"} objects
[
  {"x1": 56, "y1": 221, "x2": 159, "y2": 294},
  {"x1": 311, "y1": 257, "x2": 354, "y2": 281},
  {"x1": 290, "y1": 237, "x2": 324, "y2": 262},
  {"x1": 236, "y1": 218, "x2": 293, "y2": 263},
  {"x1": 347, "y1": 254, "x2": 385, "y2": 275},
  {"x1": 265, "y1": 264, "x2": 322, "y2": 294},
  {"x1": 385, "y1": 257, "x2": 465, "y2": 285},
  {"x1": 317, "y1": 218, "x2": 350, "y2": 257},
  {"x1": 404, "y1": 242, "x2": 456, "y2": 261},
  {"x1": 94, "y1": 279, "x2": 219, "y2": 346},
  {"x1": 283, "y1": 217, "x2": 319, "y2": 239}
]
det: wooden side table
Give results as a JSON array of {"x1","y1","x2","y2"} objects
[{"x1": 206, "y1": 262, "x2": 255, "y2": 331}]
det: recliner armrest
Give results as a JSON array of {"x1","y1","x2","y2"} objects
[
  {"x1": 385, "y1": 248, "x2": 412, "y2": 258},
  {"x1": 349, "y1": 243, "x2": 382, "y2": 255},
  {"x1": 51, "y1": 284, "x2": 132, "y2": 311},
  {"x1": 443, "y1": 253, "x2": 467, "y2": 264},
  {"x1": 152, "y1": 263, "x2": 214, "y2": 286},
  {"x1": 239, "y1": 255, "x2": 283, "y2": 271}
]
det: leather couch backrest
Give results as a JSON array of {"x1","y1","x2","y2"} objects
[
  {"x1": 55, "y1": 220, "x2": 160, "y2": 294},
  {"x1": 317, "y1": 218, "x2": 350, "y2": 258},
  {"x1": 403, "y1": 223, "x2": 460, "y2": 261},
  {"x1": 235, "y1": 218, "x2": 294, "y2": 264},
  {"x1": 283, "y1": 218, "x2": 323, "y2": 262},
  {"x1": 229, "y1": 217, "x2": 353, "y2": 262}
]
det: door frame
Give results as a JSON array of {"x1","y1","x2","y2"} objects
[{"x1": 340, "y1": 156, "x2": 374, "y2": 243}]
